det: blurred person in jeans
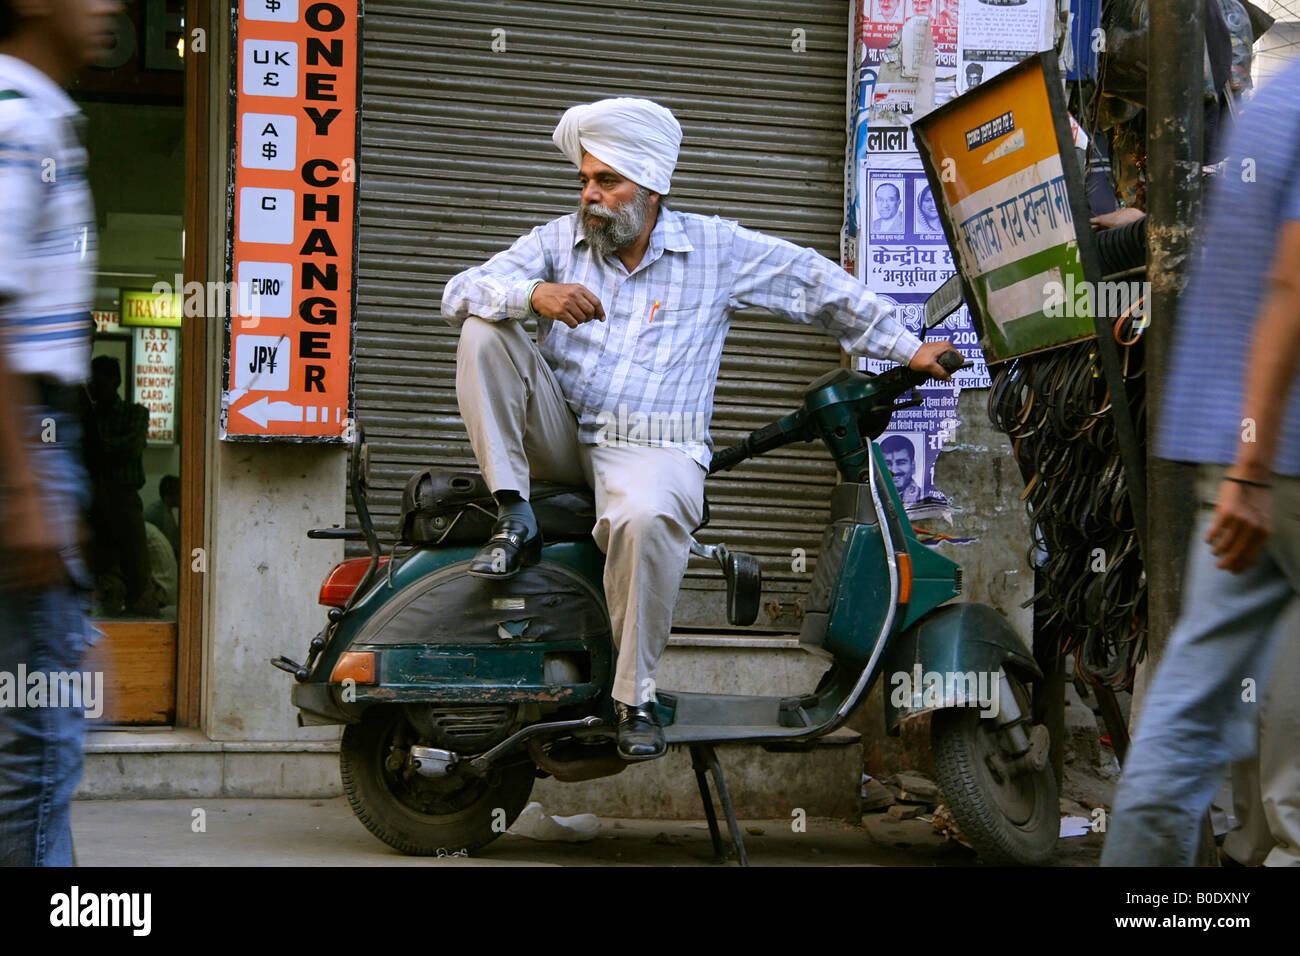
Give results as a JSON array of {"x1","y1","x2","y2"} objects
[
  {"x1": 1102, "y1": 54, "x2": 1300, "y2": 866},
  {"x1": 0, "y1": 0, "x2": 120, "y2": 866}
]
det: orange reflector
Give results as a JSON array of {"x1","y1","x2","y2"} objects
[
  {"x1": 331, "y1": 651, "x2": 375, "y2": 684},
  {"x1": 897, "y1": 552, "x2": 913, "y2": 604}
]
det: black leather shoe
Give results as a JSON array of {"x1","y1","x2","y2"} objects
[
  {"x1": 467, "y1": 516, "x2": 542, "y2": 579},
  {"x1": 615, "y1": 701, "x2": 665, "y2": 761}
]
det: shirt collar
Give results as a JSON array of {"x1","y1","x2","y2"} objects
[
  {"x1": 0, "y1": 54, "x2": 80, "y2": 120},
  {"x1": 658, "y1": 206, "x2": 694, "y2": 253}
]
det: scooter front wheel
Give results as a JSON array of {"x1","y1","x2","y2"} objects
[
  {"x1": 929, "y1": 673, "x2": 1059, "y2": 866},
  {"x1": 340, "y1": 706, "x2": 535, "y2": 856}
]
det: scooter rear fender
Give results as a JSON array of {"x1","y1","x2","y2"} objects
[{"x1": 880, "y1": 602, "x2": 1040, "y2": 734}]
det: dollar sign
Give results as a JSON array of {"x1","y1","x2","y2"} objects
[
  {"x1": 261, "y1": 141, "x2": 277, "y2": 160},
  {"x1": 265, "y1": 0, "x2": 281, "y2": 10}
]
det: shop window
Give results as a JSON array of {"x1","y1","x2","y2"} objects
[{"x1": 75, "y1": 0, "x2": 187, "y2": 724}]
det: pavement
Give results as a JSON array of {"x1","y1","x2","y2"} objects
[{"x1": 71, "y1": 797, "x2": 1106, "y2": 866}]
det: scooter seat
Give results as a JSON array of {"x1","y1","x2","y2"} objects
[{"x1": 398, "y1": 468, "x2": 596, "y2": 545}]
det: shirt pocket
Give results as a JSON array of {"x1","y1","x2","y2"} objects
[{"x1": 631, "y1": 307, "x2": 699, "y2": 373}]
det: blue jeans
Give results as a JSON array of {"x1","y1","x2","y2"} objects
[
  {"x1": 0, "y1": 406, "x2": 94, "y2": 867},
  {"x1": 1102, "y1": 466, "x2": 1300, "y2": 865}
]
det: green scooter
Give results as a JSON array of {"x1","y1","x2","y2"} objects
[{"x1": 275, "y1": 344, "x2": 1058, "y2": 866}]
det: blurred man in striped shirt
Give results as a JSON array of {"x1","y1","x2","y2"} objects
[{"x1": 0, "y1": 0, "x2": 121, "y2": 866}]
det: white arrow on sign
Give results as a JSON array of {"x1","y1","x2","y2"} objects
[{"x1": 237, "y1": 396, "x2": 305, "y2": 429}]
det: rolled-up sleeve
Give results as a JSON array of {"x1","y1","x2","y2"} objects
[
  {"x1": 726, "y1": 223, "x2": 922, "y2": 366},
  {"x1": 440, "y1": 223, "x2": 555, "y2": 328}
]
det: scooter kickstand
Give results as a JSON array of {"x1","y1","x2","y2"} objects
[
  {"x1": 689, "y1": 744, "x2": 749, "y2": 867},
  {"x1": 690, "y1": 746, "x2": 726, "y2": 862}
]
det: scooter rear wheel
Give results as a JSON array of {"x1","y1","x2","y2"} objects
[
  {"x1": 340, "y1": 705, "x2": 535, "y2": 856},
  {"x1": 929, "y1": 674, "x2": 1059, "y2": 866}
]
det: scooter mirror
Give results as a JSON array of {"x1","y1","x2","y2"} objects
[
  {"x1": 718, "y1": 545, "x2": 762, "y2": 627},
  {"x1": 924, "y1": 273, "x2": 964, "y2": 331}
]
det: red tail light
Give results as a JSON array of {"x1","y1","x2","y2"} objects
[{"x1": 319, "y1": 557, "x2": 389, "y2": 608}]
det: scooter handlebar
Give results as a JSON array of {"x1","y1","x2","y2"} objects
[
  {"x1": 708, "y1": 351, "x2": 966, "y2": 474},
  {"x1": 900, "y1": 347, "x2": 967, "y2": 388},
  {"x1": 938, "y1": 348, "x2": 967, "y2": 374},
  {"x1": 709, "y1": 442, "x2": 750, "y2": 474},
  {"x1": 708, "y1": 409, "x2": 811, "y2": 474}
]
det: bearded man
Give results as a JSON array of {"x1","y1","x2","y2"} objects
[{"x1": 442, "y1": 97, "x2": 953, "y2": 761}]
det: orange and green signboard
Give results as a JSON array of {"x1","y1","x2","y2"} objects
[{"x1": 912, "y1": 52, "x2": 1101, "y2": 364}]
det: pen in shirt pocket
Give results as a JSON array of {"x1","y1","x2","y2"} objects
[{"x1": 648, "y1": 300, "x2": 661, "y2": 324}]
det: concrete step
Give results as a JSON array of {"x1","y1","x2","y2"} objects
[{"x1": 78, "y1": 730, "x2": 341, "y2": 799}]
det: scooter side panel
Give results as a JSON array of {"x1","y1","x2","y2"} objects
[
  {"x1": 900, "y1": 542, "x2": 962, "y2": 628},
  {"x1": 880, "y1": 602, "x2": 1041, "y2": 734},
  {"x1": 868, "y1": 444, "x2": 962, "y2": 628},
  {"x1": 294, "y1": 541, "x2": 611, "y2": 723},
  {"x1": 799, "y1": 481, "x2": 894, "y2": 664},
  {"x1": 822, "y1": 523, "x2": 894, "y2": 664}
]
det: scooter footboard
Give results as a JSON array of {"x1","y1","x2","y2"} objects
[{"x1": 881, "y1": 603, "x2": 1040, "y2": 734}]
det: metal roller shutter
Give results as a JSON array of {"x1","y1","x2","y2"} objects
[{"x1": 352, "y1": 0, "x2": 853, "y2": 630}]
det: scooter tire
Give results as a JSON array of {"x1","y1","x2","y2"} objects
[
  {"x1": 930, "y1": 701, "x2": 1059, "y2": 867},
  {"x1": 340, "y1": 706, "x2": 535, "y2": 856}
]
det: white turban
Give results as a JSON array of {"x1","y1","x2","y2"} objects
[{"x1": 552, "y1": 97, "x2": 682, "y2": 195}]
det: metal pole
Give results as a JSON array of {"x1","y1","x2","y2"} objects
[
  {"x1": 1143, "y1": 1, "x2": 1203, "y2": 681},
  {"x1": 1145, "y1": 0, "x2": 1216, "y2": 866}
]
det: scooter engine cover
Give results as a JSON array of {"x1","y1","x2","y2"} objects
[{"x1": 405, "y1": 702, "x2": 519, "y2": 751}]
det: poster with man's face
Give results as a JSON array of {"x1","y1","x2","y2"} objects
[
  {"x1": 859, "y1": 156, "x2": 980, "y2": 521},
  {"x1": 880, "y1": 431, "x2": 946, "y2": 507},
  {"x1": 870, "y1": 179, "x2": 907, "y2": 236},
  {"x1": 907, "y1": 0, "x2": 955, "y2": 26},
  {"x1": 858, "y1": 0, "x2": 957, "y2": 72},
  {"x1": 956, "y1": 0, "x2": 1054, "y2": 94},
  {"x1": 874, "y1": 0, "x2": 904, "y2": 23}
]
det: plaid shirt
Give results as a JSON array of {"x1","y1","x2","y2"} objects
[{"x1": 442, "y1": 207, "x2": 923, "y2": 468}]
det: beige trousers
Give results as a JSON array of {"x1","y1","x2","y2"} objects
[{"x1": 455, "y1": 317, "x2": 705, "y2": 706}]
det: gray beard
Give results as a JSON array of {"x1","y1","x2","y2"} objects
[{"x1": 579, "y1": 187, "x2": 653, "y2": 259}]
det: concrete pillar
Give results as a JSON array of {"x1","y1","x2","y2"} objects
[{"x1": 202, "y1": 442, "x2": 346, "y2": 741}]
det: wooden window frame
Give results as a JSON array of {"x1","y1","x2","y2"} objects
[{"x1": 176, "y1": 0, "x2": 210, "y2": 727}]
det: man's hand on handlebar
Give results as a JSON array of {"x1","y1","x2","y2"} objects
[
  {"x1": 908, "y1": 341, "x2": 960, "y2": 382},
  {"x1": 1089, "y1": 207, "x2": 1146, "y2": 230},
  {"x1": 531, "y1": 282, "x2": 606, "y2": 328}
]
